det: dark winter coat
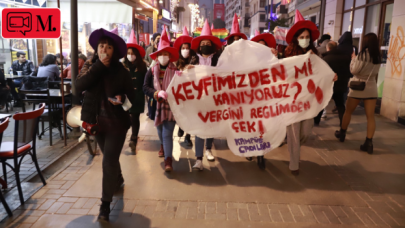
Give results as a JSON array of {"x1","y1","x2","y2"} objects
[
  {"x1": 123, "y1": 62, "x2": 147, "y2": 114},
  {"x1": 11, "y1": 60, "x2": 35, "y2": 76},
  {"x1": 323, "y1": 49, "x2": 352, "y2": 93},
  {"x1": 75, "y1": 59, "x2": 136, "y2": 130},
  {"x1": 338, "y1": 32, "x2": 354, "y2": 58}
]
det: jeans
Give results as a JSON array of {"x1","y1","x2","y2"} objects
[
  {"x1": 157, "y1": 121, "x2": 176, "y2": 159},
  {"x1": 195, "y1": 137, "x2": 214, "y2": 157},
  {"x1": 95, "y1": 128, "x2": 128, "y2": 202},
  {"x1": 130, "y1": 113, "x2": 141, "y2": 141}
]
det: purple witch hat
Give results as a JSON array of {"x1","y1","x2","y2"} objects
[{"x1": 89, "y1": 27, "x2": 127, "y2": 59}]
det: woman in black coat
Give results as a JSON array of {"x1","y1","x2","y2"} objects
[{"x1": 75, "y1": 28, "x2": 136, "y2": 222}]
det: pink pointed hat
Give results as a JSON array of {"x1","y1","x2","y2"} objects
[
  {"x1": 211, "y1": 23, "x2": 214, "y2": 30},
  {"x1": 286, "y1": 9, "x2": 319, "y2": 44},
  {"x1": 251, "y1": 30, "x2": 277, "y2": 48},
  {"x1": 173, "y1": 26, "x2": 193, "y2": 50},
  {"x1": 225, "y1": 14, "x2": 247, "y2": 40},
  {"x1": 127, "y1": 29, "x2": 146, "y2": 58},
  {"x1": 149, "y1": 25, "x2": 179, "y2": 62},
  {"x1": 191, "y1": 19, "x2": 222, "y2": 51},
  {"x1": 89, "y1": 27, "x2": 127, "y2": 58}
]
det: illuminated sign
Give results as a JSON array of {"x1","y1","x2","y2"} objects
[{"x1": 162, "y1": 9, "x2": 171, "y2": 20}]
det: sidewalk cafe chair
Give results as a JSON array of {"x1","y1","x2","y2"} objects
[
  {"x1": 0, "y1": 103, "x2": 47, "y2": 205},
  {"x1": 0, "y1": 117, "x2": 12, "y2": 216}
]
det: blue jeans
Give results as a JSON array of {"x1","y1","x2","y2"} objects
[
  {"x1": 195, "y1": 137, "x2": 213, "y2": 157},
  {"x1": 157, "y1": 121, "x2": 176, "y2": 159}
]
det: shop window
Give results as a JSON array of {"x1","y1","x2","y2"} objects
[
  {"x1": 355, "y1": 0, "x2": 366, "y2": 7},
  {"x1": 368, "y1": 0, "x2": 379, "y2": 3},
  {"x1": 344, "y1": 0, "x2": 354, "y2": 10},
  {"x1": 352, "y1": 8, "x2": 365, "y2": 38},
  {"x1": 365, "y1": 4, "x2": 381, "y2": 35},
  {"x1": 342, "y1": 12, "x2": 352, "y2": 32},
  {"x1": 260, "y1": 0, "x2": 265, "y2": 8}
]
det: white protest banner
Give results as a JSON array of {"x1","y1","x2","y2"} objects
[{"x1": 167, "y1": 40, "x2": 335, "y2": 157}]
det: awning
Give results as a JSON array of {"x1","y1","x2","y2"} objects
[{"x1": 48, "y1": 1, "x2": 132, "y2": 23}]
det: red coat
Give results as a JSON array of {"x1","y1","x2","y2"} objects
[{"x1": 60, "y1": 58, "x2": 85, "y2": 79}]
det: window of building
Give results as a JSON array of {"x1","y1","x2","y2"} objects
[
  {"x1": 355, "y1": 0, "x2": 366, "y2": 7},
  {"x1": 260, "y1": 14, "x2": 266, "y2": 22},
  {"x1": 344, "y1": 0, "x2": 354, "y2": 10},
  {"x1": 352, "y1": 8, "x2": 365, "y2": 38},
  {"x1": 342, "y1": 11, "x2": 352, "y2": 32},
  {"x1": 365, "y1": 4, "x2": 381, "y2": 34},
  {"x1": 260, "y1": 0, "x2": 265, "y2": 7}
]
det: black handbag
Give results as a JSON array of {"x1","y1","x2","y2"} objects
[{"x1": 349, "y1": 66, "x2": 374, "y2": 91}]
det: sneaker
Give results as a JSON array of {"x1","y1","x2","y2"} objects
[
  {"x1": 192, "y1": 160, "x2": 203, "y2": 171},
  {"x1": 205, "y1": 149, "x2": 215, "y2": 161},
  {"x1": 321, "y1": 110, "x2": 327, "y2": 118},
  {"x1": 98, "y1": 204, "x2": 110, "y2": 222},
  {"x1": 184, "y1": 134, "x2": 193, "y2": 147},
  {"x1": 164, "y1": 157, "x2": 173, "y2": 172},
  {"x1": 158, "y1": 144, "x2": 164, "y2": 157}
]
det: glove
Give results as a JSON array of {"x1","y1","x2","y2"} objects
[{"x1": 158, "y1": 90, "x2": 168, "y2": 100}]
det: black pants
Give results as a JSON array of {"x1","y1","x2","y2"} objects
[
  {"x1": 130, "y1": 113, "x2": 141, "y2": 141},
  {"x1": 314, "y1": 109, "x2": 324, "y2": 125},
  {"x1": 7, "y1": 80, "x2": 19, "y2": 100},
  {"x1": 95, "y1": 129, "x2": 128, "y2": 202},
  {"x1": 0, "y1": 87, "x2": 9, "y2": 106},
  {"x1": 332, "y1": 91, "x2": 346, "y2": 127}
]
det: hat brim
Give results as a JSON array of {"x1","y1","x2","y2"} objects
[
  {"x1": 149, "y1": 46, "x2": 179, "y2": 62},
  {"x1": 251, "y1": 33, "x2": 276, "y2": 48},
  {"x1": 286, "y1": 21, "x2": 320, "y2": 44},
  {"x1": 191, "y1": 36, "x2": 223, "y2": 51},
  {"x1": 89, "y1": 28, "x2": 127, "y2": 59},
  {"x1": 224, "y1": 33, "x2": 248, "y2": 40},
  {"x1": 127, "y1": 44, "x2": 146, "y2": 58},
  {"x1": 173, "y1": 36, "x2": 193, "y2": 50}
]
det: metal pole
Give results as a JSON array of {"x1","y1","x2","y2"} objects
[
  {"x1": 57, "y1": 0, "x2": 67, "y2": 146},
  {"x1": 319, "y1": 0, "x2": 326, "y2": 36},
  {"x1": 70, "y1": 0, "x2": 79, "y2": 105}
]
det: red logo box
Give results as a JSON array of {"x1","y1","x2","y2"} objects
[{"x1": 2, "y1": 8, "x2": 61, "y2": 39}]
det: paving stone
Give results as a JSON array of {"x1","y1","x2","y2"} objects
[
  {"x1": 19, "y1": 216, "x2": 39, "y2": 224},
  {"x1": 227, "y1": 208, "x2": 238, "y2": 221},
  {"x1": 43, "y1": 185, "x2": 62, "y2": 189},
  {"x1": 154, "y1": 211, "x2": 175, "y2": 219},
  {"x1": 72, "y1": 198, "x2": 89, "y2": 209},
  {"x1": 198, "y1": 202, "x2": 206, "y2": 214},
  {"x1": 122, "y1": 199, "x2": 137, "y2": 213},
  {"x1": 56, "y1": 203, "x2": 74, "y2": 214},
  {"x1": 143, "y1": 205, "x2": 156, "y2": 217},
  {"x1": 206, "y1": 202, "x2": 216, "y2": 214},
  {"x1": 137, "y1": 199, "x2": 158, "y2": 206},
  {"x1": 38, "y1": 199, "x2": 56, "y2": 211},
  {"x1": 227, "y1": 202, "x2": 247, "y2": 209},
  {"x1": 83, "y1": 198, "x2": 98, "y2": 209},
  {"x1": 187, "y1": 207, "x2": 198, "y2": 220},
  {"x1": 289, "y1": 204, "x2": 316, "y2": 223},
  {"x1": 330, "y1": 206, "x2": 363, "y2": 225},
  {"x1": 310, "y1": 205, "x2": 330, "y2": 224},
  {"x1": 156, "y1": 201, "x2": 168, "y2": 212},
  {"x1": 133, "y1": 205, "x2": 146, "y2": 214},
  {"x1": 238, "y1": 208, "x2": 250, "y2": 221},
  {"x1": 206, "y1": 213, "x2": 226, "y2": 220},
  {"x1": 217, "y1": 202, "x2": 227, "y2": 214},
  {"x1": 352, "y1": 207, "x2": 386, "y2": 225},
  {"x1": 66, "y1": 208, "x2": 90, "y2": 215},
  {"x1": 41, "y1": 193, "x2": 62, "y2": 199},
  {"x1": 167, "y1": 201, "x2": 179, "y2": 212},
  {"x1": 88, "y1": 204, "x2": 100, "y2": 215},
  {"x1": 45, "y1": 202, "x2": 64, "y2": 214},
  {"x1": 60, "y1": 181, "x2": 75, "y2": 190},
  {"x1": 175, "y1": 206, "x2": 188, "y2": 219},
  {"x1": 57, "y1": 197, "x2": 79, "y2": 203},
  {"x1": 44, "y1": 189, "x2": 66, "y2": 195}
]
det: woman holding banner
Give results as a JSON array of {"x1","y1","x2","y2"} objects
[
  {"x1": 174, "y1": 26, "x2": 197, "y2": 147},
  {"x1": 186, "y1": 19, "x2": 223, "y2": 170},
  {"x1": 143, "y1": 27, "x2": 179, "y2": 172},
  {"x1": 224, "y1": 14, "x2": 247, "y2": 46},
  {"x1": 251, "y1": 30, "x2": 278, "y2": 57},
  {"x1": 284, "y1": 10, "x2": 320, "y2": 175}
]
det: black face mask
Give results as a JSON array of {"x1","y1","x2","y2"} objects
[{"x1": 200, "y1": 45, "x2": 214, "y2": 55}]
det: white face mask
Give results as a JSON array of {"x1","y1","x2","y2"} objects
[
  {"x1": 181, "y1": 49, "x2": 190, "y2": 58},
  {"x1": 298, "y1": 38, "x2": 310, "y2": 49},
  {"x1": 99, "y1": 53, "x2": 107, "y2": 61},
  {"x1": 158, "y1": 56, "x2": 170, "y2": 66},
  {"x1": 127, "y1": 54, "x2": 136, "y2": 62}
]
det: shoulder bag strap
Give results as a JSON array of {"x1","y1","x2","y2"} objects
[{"x1": 365, "y1": 65, "x2": 375, "y2": 83}]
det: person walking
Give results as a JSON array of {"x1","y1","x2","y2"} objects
[
  {"x1": 335, "y1": 33, "x2": 381, "y2": 154},
  {"x1": 123, "y1": 30, "x2": 148, "y2": 153},
  {"x1": 37, "y1": 54, "x2": 60, "y2": 81},
  {"x1": 224, "y1": 14, "x2": 247, "y2": 46},
  {"x1": 317, "y1": 34, "x2": 331, "y2": 57},
  {"x1": 284, "y1": 10, "x2": 320, "y2": 175},
  {"x1": 189, "y1": 19, "x2": 223, "y2": 170},
  {"x1": 173, "y1": 26, "x2": 196, "y2": 147},
  {"x1": 322, "y1": 41, "x2": 351, "y2": 126},
  {"x1": 143, "y1": 27, "x2": 179, "y2": 172},
  {"x1": 75, "y1": 28, "x2": 136, "y2": 222},
  {"x1": 145, "y1": 33, "x2": 161, "y2": 65}
]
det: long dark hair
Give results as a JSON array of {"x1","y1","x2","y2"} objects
[
  {"x1": 359, "y1": 33, "x2": 381, "y2": 64},
  {"x1": 40, "y1": 54, "x2": 57, "y2": 66},
  {"x1": 284, "y1": 28, "x2": 318, "y2": 57},
  {"x1": 124, "y1": 47, "x2": 147, "y2": 73},
  {"x1": 91, "y1": 36, "x2": 120, "y2": 66},
  {"x1": 227, "y1": 36, "x2": 237, "y2": 45},
  {"x1": 176, "y1": 43, "x2": 197, "y2": 70}
]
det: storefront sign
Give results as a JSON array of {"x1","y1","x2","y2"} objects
[
  {"x1": 214, "y1": 4, "x2": 225, "y2": 21},
  {"x1": 162, "y1": 9, "x2": 171, "y2": 21},
  {"x1": 1, "y1": 8, "x2": 61, "y2": 39},
  {"x1": 167, "y1": 40, "x2": 334, "y2": 157},
  {"x1": 135, "y1": 14, "x2": 148, "y2": 22}
]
